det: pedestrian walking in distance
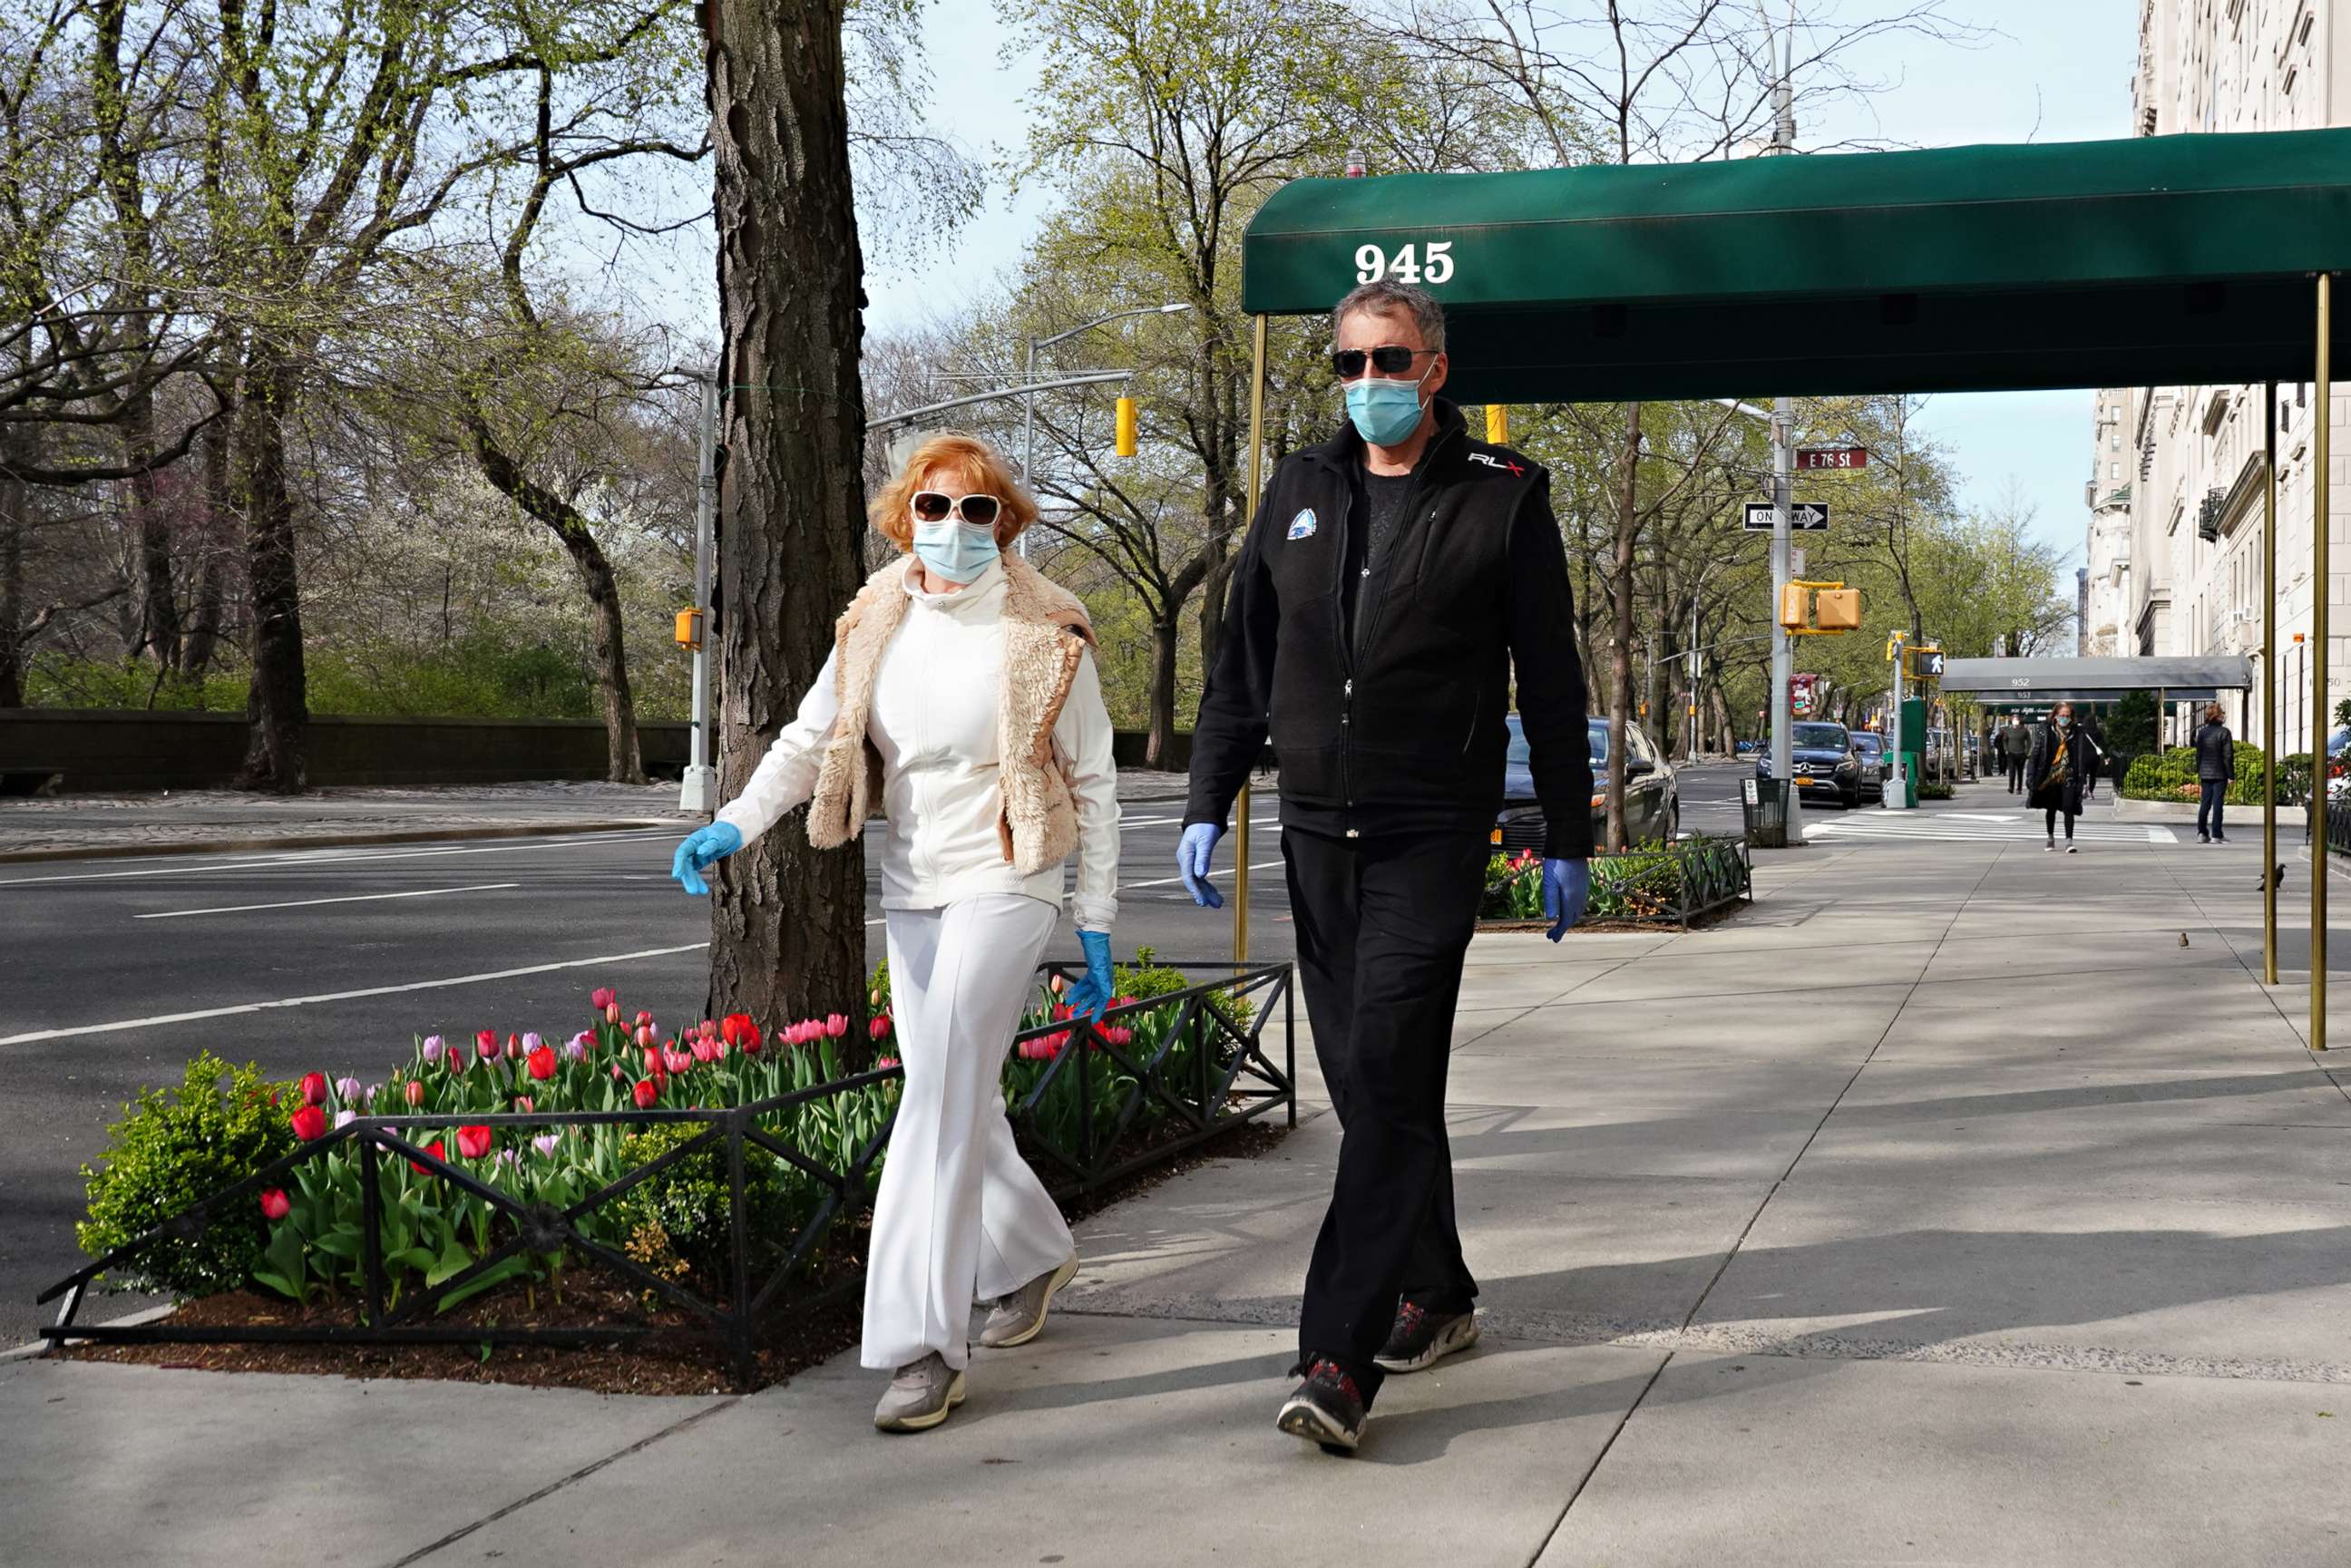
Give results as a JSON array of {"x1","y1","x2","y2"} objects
[
  {"x1": 2027, "y1": 702, "x2": 2106, "y2": 853},
  {"x1": 2002, "y1": 717, "x2": 2031, "y2": 794},
  {"x1": 668, "y1": 432, "x2": 1120, "y2": 1435},
  {"x1": 2193, "y1": 703, "x2": 2235, "y2": 843},
  {"x1": 1177, "y1": 278, "x2": 1595, "y2": 1454}
]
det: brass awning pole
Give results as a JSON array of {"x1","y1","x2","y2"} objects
[
  {"x1": 2314, "y1": 274, "x2": 2332, "y2": 1051},
  {"x1": 2265, "y1": 382, "x2": 2278, "y2": 985},
  {"x1": 1234, "y1": 313, "x2": 1269, "y2": 964}
]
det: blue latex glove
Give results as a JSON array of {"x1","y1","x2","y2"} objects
[
  {"x1": 1063, "y1": 930, "x2": 1116, "y2": 1025},
  {"x1": 670, "y1": 822, "x2": 744, "y2": 896},
  {"x1": 1542, "y1": 858, "x2": 1590, "y2": 942},
  {"x1": 1176, "y1": 823, "x2": 1224, "y2": 909}
]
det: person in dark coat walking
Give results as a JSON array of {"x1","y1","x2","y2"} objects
[
  {"x1": 2001, "y1": 719, "x2": 2031, "y2": 793},
  {"x1": 1177, "y1": 278, "x2": 1595, "y2": 1455},
  {"x1": 2027, "y1": 702, "x2": 2107, "y2": 852},
  {"x1": 2193, "y1": 703, "x2": 2236, "y2": 843}
]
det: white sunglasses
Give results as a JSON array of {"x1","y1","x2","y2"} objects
[{"x1": 910, "y1": 491, "x2": 1002, "y2": 528}]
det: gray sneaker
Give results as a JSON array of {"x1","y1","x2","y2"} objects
[
  {"x1": 980, "y1": 1253, "x2": 1080, "y2": 1349},
  {"x1": 873, "y1": 1352, "x2": 966, "y2": 1433}
]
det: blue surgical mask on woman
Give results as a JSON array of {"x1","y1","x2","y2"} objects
[
  {"x1": 912, "y1": 517, "x2": 1000, "y2": 584},
  {"x1": 1345, "y1": 368, "x2": 1432, "y2": 446}
]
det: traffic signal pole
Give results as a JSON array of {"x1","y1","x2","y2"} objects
[{"x1": 1771, "y1": 397, "x2": 1803, "y2": 842}]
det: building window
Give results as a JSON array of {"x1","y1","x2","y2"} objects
[{"x1": 2109, "y1": 461, "x2": 2121, "y2": 480}]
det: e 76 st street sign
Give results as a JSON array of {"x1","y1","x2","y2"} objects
[
  {"x1": 1743, "y1": 502, "x2": 1829, "y2": 530},
  {"x1": 1796, "y1": 447, "x2": 1868, "y2": 471}
]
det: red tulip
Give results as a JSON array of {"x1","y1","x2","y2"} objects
[
  {"x1": 411, "y1": 1139, "x2": 445, "y2": 1174},
  {"x1": 456, "y1": 1125, "x2": 493, "y2": 1159},
  {"x1": 642, "y1": 1046, "x2": 664, "y2": 1077},
  {"x1": 870, "y1": 1013, "x2": 893, "y2": 1041},
  {"x1": 504, "y1": 1031, "x2": 523, "y2": 1060},
  {"x1": 475, "y1": 1028, "x2": 496, "y2": 1055},
  {"x1": 404, "y1": 1079, "x2": 426, "y2": 1108},
  {"x1": 298, "y1": 1072, "x2": 327, "y2": 1106},
  {"x1": 635, "y1": 1009, "x2": 653, "y2": 1027},
  {"x1": 526, "y1": 1045, "x2": 557, "y2": 1080},
  {"x1": 259, "y1": 1188, "x2": 291, "y2": 1220},
  {"x1": 631, "y1": 1078, "x2": 658, "y2": 1109},
  {"x1": 288, "y1": 1104, "x2": 328, "y2": 1141},
  {"x1": 590, "y1": 987, "x2": 617, "y2": 1010}
]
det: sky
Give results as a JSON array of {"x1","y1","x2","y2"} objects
[{"x1": 855, "y1": 0, "x2": 2141, "y2": 570}]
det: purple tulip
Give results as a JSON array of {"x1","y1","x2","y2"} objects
[
  {"x1": 532, "y1": 1133, "x2": 561, "y2": 1157},
  {"x1": 563, "y1": 1032, "x2": 590, "y2": 1061},
  {"x1": 522, "y1": 1032, "x2": 542, "y2": 1053},
  {"x1": 334, "y1": 1109, "x2": 357, "y2": 1130},
  {"x1": 362, "y1": 1083, "x2": 382, "y2": 1105},
  {"x1": 335, "y1": 1076, "x2": 362, "y2": 1103},
  {"x1": 421, "y1": 1035, "x2": 444, "y2": 1063}
]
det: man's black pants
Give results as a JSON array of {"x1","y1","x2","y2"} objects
[
  {"x1": 2006, "y1": 756, "x2": 2025, "y2": 792},
  {"x1": 1283, "y1": 825, "x2": 1486, "y2": 1405}
]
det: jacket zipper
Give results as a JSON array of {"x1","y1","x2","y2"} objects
[{"x1": 1340, "y1": 424, "x2": 1463, "y2": 838}]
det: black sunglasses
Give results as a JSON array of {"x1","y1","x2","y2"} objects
[
  {"x1": 910, "y1": 491, "x2": 1001, "y2": 527},
  {"x1": 1332, "y1": 346, "x2": 1435, "y2": 379}
]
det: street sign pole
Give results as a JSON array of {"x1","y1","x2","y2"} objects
[
  {"x1": 678, "y1": 372, "x2": 719, "y2": 816},
  {"x1": 1771, "y1": 397, "x2": 1802, "y2": 842}
]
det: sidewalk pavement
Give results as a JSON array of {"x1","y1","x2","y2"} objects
[
  {"x1": 0, "y1": 768, "x2": 1209, "y2": 862},
  {"x1": 10, "y1": 786, "x2": 2350, "y2": 1566}
]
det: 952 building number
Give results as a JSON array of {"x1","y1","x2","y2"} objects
[{"x1": 1353, "y1": 241, "x2": 1456, "y2": 286}]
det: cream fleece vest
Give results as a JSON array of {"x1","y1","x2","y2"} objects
[{"x1": 805, "y1": 554, "x2": 1096, "y2": 873}]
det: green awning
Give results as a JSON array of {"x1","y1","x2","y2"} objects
[{"x1": 1242, "y1": 130, "x2": 2351, "y2": 401}]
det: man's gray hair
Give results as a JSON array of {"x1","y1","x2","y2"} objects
[{"x1": 1332, "y1": 278, "x2": 1445, "y2": 353}]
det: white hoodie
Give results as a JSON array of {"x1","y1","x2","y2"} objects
[{"x1": 715, "y1": 558, "x2": 1119, "y2": 931}]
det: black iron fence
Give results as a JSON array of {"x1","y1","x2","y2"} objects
[
  {"x1": 38, "y1": 962, "x2": 1293, "y2": 1387},
  {"x1": 2326, "y1": 799, "x2": 2351, "y2": 856}
]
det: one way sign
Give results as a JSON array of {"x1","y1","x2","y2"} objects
[{"x1": 1743, "y1": 502, "x2": 1829, "y2": 531}]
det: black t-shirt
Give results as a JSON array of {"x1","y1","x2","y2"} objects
[{"x1": 1341, "y1": 463, "x2": 1420, "y2": 648}]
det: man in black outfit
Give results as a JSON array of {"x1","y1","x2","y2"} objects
[
  {"x1": 1176, "y1": 279, "x2": 1595, "y2": 1453},
  {"x1": 2003, "y1": 719, "x2": 2030, "y2": 793}
]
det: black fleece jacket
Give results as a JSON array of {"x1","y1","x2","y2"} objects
[{"x1": 1184, "y1": 399, "x2": 1595, "y2": 859}]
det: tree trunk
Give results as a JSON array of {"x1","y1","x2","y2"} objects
[
  {"x1": 122, "y1": 391, "x2": 180, "y2": 668},
  {"x1": 706, "y1": 0, "x2": 873, "y2": 1035},
  {"x1": 178, "y1": 414, "x2": 233, "y2": 677},
  {"x1": 463, "y1": 416, "x2": 647, "y2": 784},
  {"x1": 1145, "y1": 612, "x2": 1181, "y2": 769},
  {"x1": 233, "y1": 353, "x2": 309, "y2": 792},
  {"x1": 0, "y1": 432, "x2": 28, "y2": 708},
  {"x1": 1605, "y1": 403, "x2": 1640, "y2": 852}
]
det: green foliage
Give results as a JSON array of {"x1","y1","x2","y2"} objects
[
  {"x1": 78, "y1": 1056, "x2": 298, "y2": 1297},
  {"x1": 604, "y1": 1124, "x2": 815, "y2": 1297},
  {"x1": 2109, "y1": 690, "x2": 2158, "y2": 756},
  {"x1": 1481, "y1": 839, "x2": 1749, "y2": 924},
  {"x1": 1919, "y1": 778, "x2": 1955, "y2": 800},
  {"x1": 2121, "y1": 744, "x2": 2284, "y2": 806}
]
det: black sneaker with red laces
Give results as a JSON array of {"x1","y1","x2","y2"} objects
[
  {"x1": 1375, "y1": 1300, "x2": 1480, "y2": 1373},
  {"x1": 1277, "y1": 1359, "x2": 1367, "y2": 1453}
]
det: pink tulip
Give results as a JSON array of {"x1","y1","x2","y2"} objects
[
  {"x1": 605, "y1": 1001, "x2": 621, "y2": 1024},
  {"x1": 635, "y1": 1024, "x2": 656, "y2": 1048},
  {"x1": 590, "y1": 987, "x2": 616, "y2": 1010},
  {"x1": 875, "y1": 1056, "x2": 901, "y2": 1071},
  {"x1": 707, "y1": 1038, "x2": 730, "y2": 1062},
  {"x1": 690, "y1": 1038, "x2": 714, "y2": 1066},
  {"x1": 697, "y1": 1018, "x2": 719, "y2": 1040},
  {"x1": 635, "y1": 1009, "x2": 654, "y2": 1028},
  {"x1": 259, "y1": 1189, "x2": 291, "y2": 1220},
  {"x1": 662, "y1": 1047, "x2": 693, "y2": 1075},
  {"x1": 512, "y1": 1096, "x2": 533, "y2": 1114},
  {"x1": 405, "y1": 1079, "x2": 426, "y2": 1108},
  {"x1": 825, "y1": 1013, "x2": 848, "y2": 1038}
]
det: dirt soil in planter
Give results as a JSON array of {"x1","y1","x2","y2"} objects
[{"x1": 54, "y1": 1118, "x2": 1291, "y2": 1396}]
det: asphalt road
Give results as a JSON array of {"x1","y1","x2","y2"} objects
[
  {"x1": 1, "y1": 764, "x2": 1765, "y2": 1343},
  {"x1": 0, "y1": 797, "x2": 1291, "y2": 1344}
]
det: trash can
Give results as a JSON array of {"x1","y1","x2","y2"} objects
[
  {"x1": 1742, "y1": 774, "x2": 1790, "y2": 849},
  {"x1": 1897, "y1": 751, "x2": 1922, "y2": 809}
]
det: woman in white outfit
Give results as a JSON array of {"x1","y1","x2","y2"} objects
[{"x1": 668, "y1": 432, "x2": 1120, "y2": 1433}]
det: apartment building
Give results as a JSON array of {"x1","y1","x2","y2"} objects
[{"x1": 2107, "y1": 0, "x2": 2348, "y2": 749}]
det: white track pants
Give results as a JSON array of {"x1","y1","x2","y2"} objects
[{"x1": 863, "y1": 893, "x2": 1075, "y2": 1371}]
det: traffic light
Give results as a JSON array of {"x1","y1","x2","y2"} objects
[
  {"x1": 674, "y1": 609, "x2": 703, "y2": 649},
  {"x1": 1114, "y1": 396, "x2": 1137, "y2": 456},
  {"x1": 1905, "y1": 645, "x2": 1945, "y2": 680},
  {"x1": 1487, "y1": 404, "x2": 1509, "y2": 444}
]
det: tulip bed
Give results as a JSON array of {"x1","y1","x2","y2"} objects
[
  {"x1": 68, "y1": 957, "x2": 1290, "y2": 1374},
  {"x1": 1479, "y1": 836, "x2": 1752, "y2": 927}
]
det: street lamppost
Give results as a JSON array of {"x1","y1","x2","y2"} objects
[{"x1": 1024, "y1": 302, "x2": 1192, "y2": 555}]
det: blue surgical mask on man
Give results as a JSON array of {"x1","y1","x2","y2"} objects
[
  {"x1": 1345, "y1": 367, "x2": 1432, "y2": 446},
  {"x1": 912, "y1": 517, "x2": 1000, "y2": 583}
]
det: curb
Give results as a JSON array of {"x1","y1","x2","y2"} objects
[
  {"x1": 2, "y1": 1301, "x2": 175, "y2": 1363},
  {"x1": 0, "y1": 818, "x2": 682, "y2": 866}
]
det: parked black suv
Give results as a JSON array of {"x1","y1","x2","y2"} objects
[{"x1": 1753, "y1": 721, "x2": 1863, "y2": 808}]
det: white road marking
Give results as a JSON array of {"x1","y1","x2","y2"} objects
[
  {"x1": 1121, "y1": 859, "x2": 1288, "y2": 891},
  {"x1": 2147, "y1": 826, "x2": 2180, "y2": 844},
  {"x1": 0, "y1": 942, "x2": 713, "y2": 1047},
  {"x1": 1946, "y1": 813, "x2": 2021, "y2": 823},
  {"x1": 0, "y1": 830, "x2": 672, "y2": 888},
  {"x1": 135, "y1": 882, "x2": 521, "y2": 920}
]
